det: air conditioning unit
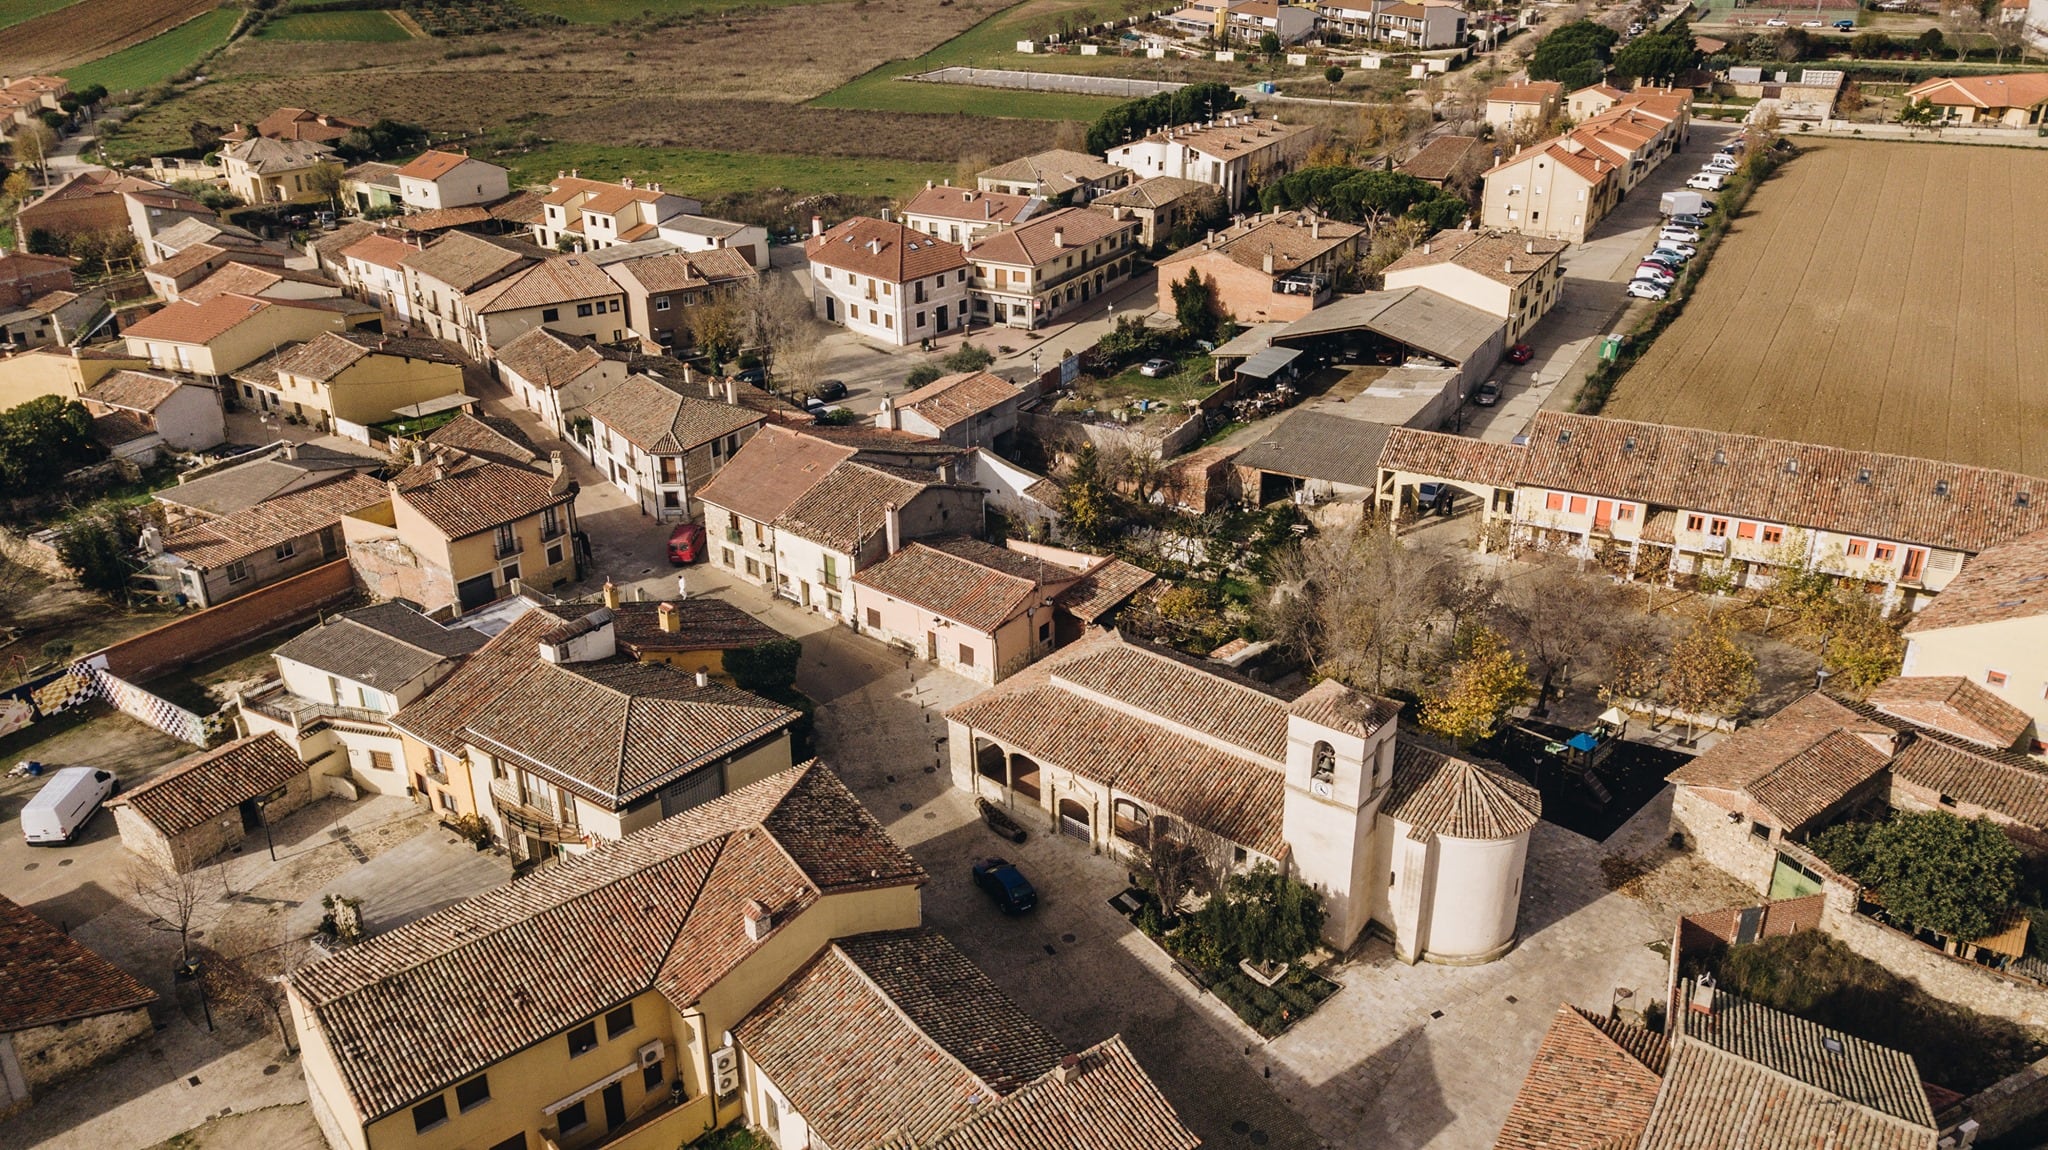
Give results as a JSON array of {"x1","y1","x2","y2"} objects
[
  {"x1": 712, "y1": 1046, "x2": 740, "y2": 1097},
  {"x1": 638, "y1": 1040, "x2": 664, "y2": 1068}
]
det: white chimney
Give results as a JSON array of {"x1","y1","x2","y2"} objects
[
  {"x1": 1052, "y1": 227, "x2": 1065, "y2": 248},
  {"x1": 876, "y1": 396, "x2": 898, "y2": 430},
  {"x1": 1526, "y1": 240, "x2": 1535, "y2": 255},
  {"x1": 1422, "y1": 241, "x2": 1431, "y2": 255},
  {"x1": 694, "y1": 669, "x2": 709, "y2": 687},
  {"x1": 1310, "y1": 216, "x2": 1319, "y2": 240},
  {"x1": 725, "y1": 378, "x2": 737, "y2": 405},
  {"x1": 885, "y1": 503, "x2": 901, "y2": 554},
  {"x1": 925, "y1": 179, "x2": 934, "y2": 190},
  {"x1": 603, "y1": 581, "x2": 620, "y2": 609},
  {"x1": 811, "y1": 215, "x2": 823, "y2": 238},
  {"x1": 869, "y1": 239, "x2": 882, "y2": 255},
  {"x1": 743, "y1": 899, "x2": 773, "y2": 942},
  {"x1": 1505, "y1": 259, "x2": 1514, "y2": 275},
  {"x1": 1263, "y1": 252, "x2": 1275, "y2": 274}
]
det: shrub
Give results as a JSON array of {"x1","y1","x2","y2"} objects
[
  {"x1": 725, "y1": 638, "x2": 803, "y2": 696},
  {"x1": 941, "y1": 342, "x2": 994, "y2": 372},
  {"x1": 905, "y1": 362, "x2": 944, "y2": 389},
  {"x1": 1324, "y1": 65, "x2": 1345, "y2": 83}
]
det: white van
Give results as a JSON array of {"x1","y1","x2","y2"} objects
[
  {"x1": 1686, "y1": 172, "x2": 1727, "y2": 192},
  {"x1": 20, "y1": 766, "x2": 118, "y2": 845}
]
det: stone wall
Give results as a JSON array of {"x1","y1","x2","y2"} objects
[
  {"x1": 11, "y1": 1007, "x2": 153, "y2": 1093},
  {"x1": 1821, "y1": 907, "x2": 2048, "y2": 1028},
  {"x1": 1669, "y1": 786, "x2": 1776, "y2": 892},
  {"x1": 1965, "y1": 1053, "x2": 2048, "y2": 1142}
]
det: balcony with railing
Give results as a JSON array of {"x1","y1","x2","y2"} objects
[
  {"x1": 490, "y1": 778, "x2": 586, "y2": 845},
  {"x1": 495, "y1": 535, "x2": 526, "y2": 559},
  {"x1": 540, "y1": 1086, "x2": 696, "y2": 1150},
  {"x1": 239, "y1": 680, "x2": 389, "y2": 733},
  {"x1": 1273, "y1": 271, "x2": 1331, "y2": 301}
]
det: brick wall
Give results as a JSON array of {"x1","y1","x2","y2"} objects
[
  {"x1": 94, "y1": 559, "x2": 356, "y2": 682},
  {"x1": 11, "y1": 1007, "x2": 153, "y2": 1093}
]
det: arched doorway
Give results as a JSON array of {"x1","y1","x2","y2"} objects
[
  {"x1": 1058, "y1": 797, "x2": 1091, "y2": 842},
  {"x1": 1010, "y1": 753, "x2": 1042, "y2": 803},
  {"x1": 974, "y1": 738, "x2": 1006, "y2": 788},
  {"x1": 1112, "y1": 798, "x2": 1149, "y2": 849}
]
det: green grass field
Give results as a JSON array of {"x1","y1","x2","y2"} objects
[
  {"x1": 813, "y1": 0, "x2": 1151, "y2": 120},
  {"x1": 257, "y1": 9, "x2": 412, "y2": 41},
  {"x1": 60, "y1": 7, "x2": 240, "y2": 93},
  {"x1": 0, "y1": 0, "x2": 78, "y2": 33},
  {"x1": 519, "y1": 0, "x2": 824, "y2": 20},
  {"x1": 501, "y1": 144, "x2": 947, "y2": 200}
]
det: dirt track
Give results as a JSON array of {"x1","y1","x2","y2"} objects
[{"x1": 1604, "y1": 139, "x2": 2048, "y2": 477}]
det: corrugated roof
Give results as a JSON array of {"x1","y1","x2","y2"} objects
[{"x1": 1236, "y1": 409, "x2": 1394, "y2": 489}]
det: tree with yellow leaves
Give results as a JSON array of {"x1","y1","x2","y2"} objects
[{"x1": 1420, "y1": 626, "x2": 1529, "y2": 747}]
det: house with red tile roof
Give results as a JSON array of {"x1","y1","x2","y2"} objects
[
  {"x1": 1905, "y1": 71, "x2": 2048, "y2": 127},
  {"x1": 0, "y1": 893, "x2": 156, "y2": 1115},
  {"x1": 874, "y1": 369, "x2": 1027, "y2": 449},
  {"x1": 900, "y1": 181, "x2": 1044, "y2": 245},
  {"x1": 1382, "y1": 227, "x2": 1567, "y2": 343},
  {"x1": 344, "y1": 447, "x2": 581, "y2": 614},
  {"x1": 337, "y1": 231, "x2": 424, "y2": 317},
  {"x1": 81, "y1": 368, "x2": 224, "y2": 452},
  {"x1": 949, "y1": 629, "x2": 1539, "y2": 958},
  {"x1": 160, "y1": 471, "x2": 390, "y2": 607},
  {"x1": 1377, "y1": 411, "x2": 2048, "y2": 607},
  {"x1": 1153, "y1": 208, "x2": 1364, "y2": 324},
  {"x1": 121, "y1": 292, "x2": 380, "y2": 380},
  {"x1": 584, "y1": 371, "x2": 766, "y2": 521},
  {"x1": 532, "y1": 173, "x2": 703, "y2": 250},
  {"x1": 851, "y1": 536, "x2": 1093, "y2": 683},
  {"x1": 109, "y1": 732, "x2": 320, "y2": 872},
  {"x1": 394, "y1": 149, "x2": 510, "y2": 213},
  {"x1": 461, "y1": 252, "x2": 628, "y2": 356},
  {"x1": 1901, "y1": 529, "x2": 2048, "y2": 747},
  {"x1": 1496, "y1": 987, "x2": 1943, "y2": 1150},
  {"x1": 222, "y1": 107, "x2": 366, "y2": 146},
  {"x1": 806, "y1": 216, "x2": 970, "y2": 346},
  {"x1": 965, "y1": 205, "x2": 1142, "y2": 330},
  {"x1": 1485, "y1": 80, "x2": 1564, "y2": 132}
]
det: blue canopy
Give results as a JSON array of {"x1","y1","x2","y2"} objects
[{"x1": 1566, "y1": 732, "x2": 1601, "y2": 753}]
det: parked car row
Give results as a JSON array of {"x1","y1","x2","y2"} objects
[{"x1": 1639, "y1": 138, "x2": 1746, "y2": 301}]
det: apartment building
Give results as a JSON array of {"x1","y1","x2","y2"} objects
[
  {"x1": 965, "y1": 206, "x2": 1141, "y2": 330},
  {"x1": 806, "y1": 216, "x2": 969, "y2": 346},
  {"x1": 1484, "y1": 81, "x2": 1563, "y2": 133},
  {"x1": 585, "y1": 371, "x2": 766, "y2": 520},
  {"x1": 397, "y1": 231, "x2": 548, "y2": 357},
  {"x1": 1104, "y1": 113, "x2": 1319, "y2": 210},
  {"x1": 461, "y1": 254, "x2": 629, "y2": 357},
  {"x1": 900, "y1": 183, "x2": 1042, "y2": 245},
  {"x1": 1152, "y1": 208, "x2": 1362, "y2": 323},
  {"x1": 597, "y1": 247, "x2": 758, "y2": 350},
  {"x1": 1381, "y1": 228, "x2": 1568, "y2": 344},
  {"x1": 1318, "y1": 0, "x2": 1468, "y2": 47},
  {"x1": 533, "y1": 174, "x2": 703, "y2": 250},
  {"x1": 237, "y1": 331, "x2": 464, "y2": 436},
  {"x1": 121, "y1": 293, "x2": 378, "y2": 379}
]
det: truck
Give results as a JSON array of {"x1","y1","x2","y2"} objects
[
  {"x1": 1660, "y1": 190, "x2": 1704, "y2": 218},
  {"x1": 20, "y1": 765, "x2": 118, "y2": 845}
]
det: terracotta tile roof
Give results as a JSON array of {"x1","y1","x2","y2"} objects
[
  {"x1": 0, "y1": 894, "x2": 155, "y2": 1033},
  {"x1": 1287, "y1": 679, "x2": 1401, "y2": 741},
  {"x1": 398, "y1": 231, "x2": 542, "y2": 293},
  {"x1": 493, "y1": 325, "x2": 608, "y2": 388},
  {"x1": 978, "y1": 150, "x2": 1124, "y2": 197},
  {"x1": 341, "y1": 161, "x2": 400, "y2": 190},
  {"x1": 1865, "y1": 675, "x2": 2032, "y2": 749},
  {"x1": 602, "y1": 249, "x2": 756, "y2": 296},
  {"x1": 1903, "y1": 528, "x2": 2048, "y2": 633},
  {"x1": 1520, "y1": 413, "x2": 2048, "y2": 555},
  {"x1": 340, "y1": 233, "x2": 421, "y2": 272},
  {"x1": 462, "y1": 254, "x2": 620, "y2": 314},
  {"x1": 273, "y1": 330, "x2": 461, "y2": 382},
  {"x1": 250, "y1": 107, "x2": 364, "y2": 144},
  {"x1": 394, "y1": 149, "x2": 472, "y2": 181},
  {"x1": 1400, "y1": 135, "x2": 1484, "y2": 182},
  {"x1": 585, "y1": 372, "x2": 763, "y2": 455},
  {"x1": 1667, "y1": 692, "x2": 1889, "y2": 793},
  {"x1": 1158, "y1": 209, "x2": 1362, "y2": 277},
  {"x1": 274, "y1": 600, "x2": 484, "y2": 687},
  {"x1": 922, "y1": 1035, "x2": 1199, "y2": 1150},
  {"x1": 290, "y1": 763, "x2": 924, "y2": 1123},
  {"x1": 1495, "y1": 1004, "x2": 1665, "y2": 1150},
  {"x1": 1743, "y1": 729, "x2": 1892, "y2": 831},
  {"x1": 110, "y1": 732, "x2": 307, "y2": 836},
  {"x1": 310, "y1": 220, "x2": 379, "y2": 265},
  {"x1": 182, "y1": 262, "x2": 335, "y2": 304},
  {"x1": 696, "y1": 425, "x2": 859, "y2": 525},
  {"x1": 966, "y1": 207, "x2": 1138, "y2": 269},
  {"x1": 1380, "y1": 426, "x2": 1525, "y2": 487},
  {"x1": 90, "y1": 409, "x2": 152, "y2": 448},
  {"x1": 1052, "y1": 632, "x2": 1291, "y2": 760},
  {"x1": 1126, "y1": 116, "x2": 1315, "y2": 160},
  {"x1": 1385, "y1": 228, "x2": 1567, "y2": 288},
  {"x1": 902, "y1": 185, "x2": 1038, "y2": 225},
  {"x1": 1093, "y1": 175, "x2": 1214, "y2": 211},
  {"x1": 422, "y1": 412, "x2": 540, "y2": 467},
  {"x1": 894, "y1": 370, "x2": 1024, "y2": 432},
  {"x1": 122, "y1": 293, "x2": 278, "y2": 345},
  {"x1": 1906, "y1": 72, "x2": 2048, "y2": 110},
  {"x1": 144, "y1": 243, "x2": 230, "y2": 281},
  {"x1": 807, "y1": 216, "x2": 967, "y2": 283},
  {"x1": 1488, "y1": 81, "x2": 1563, "y2": 104},
  {"x1": 163, "y1": 473, "x2": 387, "y2": 569},
  {"x1": 609, "y1": 599, "x2": 782, "y2": 656},
  {"x1": 736, "y1": 929, "x2": 1066, "y2": 1148},
  {"x1": 390, "y1": 205, "x2": 492, "y2": 232},
  {"x1": 487, "y1": 190, "x2": 547, "y2": 225},
  {"x1": 222, "y1": 136, "x2": 332, "y2": 175},
  {"x1": 1384, "y1": 742, "x2": 1540, "y2": 839},
  {"x1": 947, "y1": 632, "x2": 1290, "y2": 855},
  {"x1": 1051, "y1": 558, "x2": 1155, "y2": 624},
  {"x1": 774, "y1": 460, "x2": 942, "y2": 554},
  {"x1": 854, "y1": 537, "x2": 1072, "y2": 633},
  {"x1": 397, "y1": 606, "x2": 798, "y2": 806},
  {"x1": 1889, "y1": 737, "x2": 2048, "y2": 829},
  {"x1": 393, "y1": 458, "x2": 568, "y2": 541},
  {"x1": 85, "y1": 369, "x2": 187, "y2": 413}
]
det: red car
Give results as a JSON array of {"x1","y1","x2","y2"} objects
[
  {"x1": 667, "y1": 522, "x2": 706, "y2": 565},
  {"x1": 1507, "y1": 343, "x2": 1534, "y2": 365}
]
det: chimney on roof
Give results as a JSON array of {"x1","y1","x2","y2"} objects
[
  {"x1": 558, "y1": 169, "x2": 567, "y2": 179},
  {"x1": 879, "y1": 207, "x2": 892, "y2": 223},
  {"x1": 926, "y1": 179, "x2": 934, "y2": 190},
  {"x1": 877, "y1": 396, "x2": 898, "y2": 431},
  {"x1": 603, "y1": 580, "x2": 620, "y2": 609},
  {"x1": 1526, "y1": 239, "x2": 1535, "y2": 255},
  {"x1": 571, "y1": 168, "x2": 580, "y2": 178},
  {"x1": 724, "y1": 377, "x2": 737, "y2": 406},
  {"x1": 1421, "y1": 241, "x2": 1431, "y2": 255},
  {"x1": 550, "y1": 449, "x2": 564, "y2": 480},
  {"x1": 743, "y1": 899, "x2": 773, "y2": 942},
  {"x1": 1310, "y1": 215, "x2": 1319, "y2": 240},
  {"x1": 1052, "y1": 227, "x2": 1065, "y2": 248},
  {"x1": 693, "y1": 669, "x2": 708, "y2": 687},
  {"x1": 869, "y1": 238, "x2": 882, "y2": 256},
  {"x1": 1505, "y1": 259, "x2": 1514, "y2": 275},
  {"x1": 885, "y1": 502, "x2": 901, "y2": 554},
  {"x1": 1263, "y1": 252, "x2": 1275, "y2": 274},
  {"x1": 811, "y1": 215, "x2": 823, "y2": 238},
  {"x1": 281, "y1": 441, "x2": 299, "y2": 461},
  {"x1": 621, "y1": 176, "x2": 634, "y2": 189},
  {"x1": 1053, "y1": 1054, "x2": 1082, "y2": 1084},
  {"x1": 683, "y1": 361, "x2": 694, "y2": 386},
  {"x1": 1690, "y1": 974, "x2": 1718, "y2": 1016},
  {"x1": 658, "y1": 601, "x2": 680, "y2": 633}
]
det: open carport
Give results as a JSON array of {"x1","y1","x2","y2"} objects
[{"x1": 1269, "y1": 286, "x2": 1506, "y2": 400}]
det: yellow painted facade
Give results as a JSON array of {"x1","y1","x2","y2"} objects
[
  {"x1": 0, "y1": 348, "x2": 146, "y2": 411},
  {"x1": 257, "y1": 352, "x2": 465, "y2": 428}
]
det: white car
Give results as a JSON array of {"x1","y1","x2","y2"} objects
[
  {"x1": 1765, "y1": 16, "x2": 1789, "y2": 25},
  {"x1": 1801, "y1": 18, "x2": 1824, "y2": 25},
  {"x1": 1687, "y1": 173, "x2": 1727, "y2": 191},
  {"x1": 1626, "y1": 281, "x2": 1669, "y2": 300},
  {"x1": 1659, "y1": 227, "x2": 1701, "y2": 243},
  {"x1": 1705, "y1": 157, "x2": 1739, "y2": 173}
]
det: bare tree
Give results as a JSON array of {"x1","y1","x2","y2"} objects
[
  {"x1": 129, "y1": 856, "x2": 216, "y2": 970},
  {"x1": 14, "y1": 123, "x2": 57, "y2": 183},
  {"x1": 1494, "y1": 559, "x2": 1643, "y2": 714},
  {"x1": 1265, "y1": 522, "x2": 1481, "y2": 694},
  {"x1": 1940, "y1": 4, "x2": 1984, "y2": 58},
  {"x1": 750, "y1": 274, "x2": 827, "y2": 397},
  {"x1": 1988, "y1": 13, "x2": 2027, "y2": 62},
  {"x1": 207, "y1": 939, "x2": 308, "y2": 1056}
]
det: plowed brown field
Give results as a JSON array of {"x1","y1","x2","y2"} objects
[
  {"x1": 1604, "y1": 139, "x2": 2048, "y2": 477},
  {"x1": 0, "y1": 0, "x2": 218, "y2": 74}
]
